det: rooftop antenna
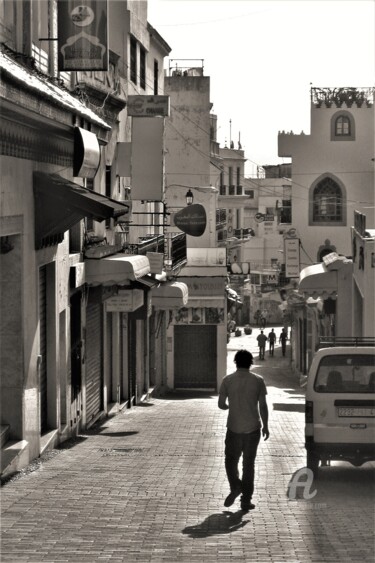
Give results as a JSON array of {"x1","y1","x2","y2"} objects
[
  {"x1": 229, "y1": 119, "x2": 234, "y2": 149},
  {"x1": 238, "y1": 131, "x2": 242, "y2": 150}
]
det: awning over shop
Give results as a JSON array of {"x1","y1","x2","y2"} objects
[
  {"x1": 85, "y1": 254, "x2": 150, "y2": 286},
  {"x1": 299, "y1": 263, "x2": 337, "y2": 299},
  {"x1": 152, "y1": 281, "x2": 189, "y2": 310},
  {"x1": 33, "y1": 172, "x2": 129, "y2": 249}
]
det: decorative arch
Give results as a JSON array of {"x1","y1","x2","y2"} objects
[
  {"x1": 308, "y1": 173, "x2": 347, "y2": 226},
  {"x1": 330, "y1": 110, "x2": 355, "y2": 141}
]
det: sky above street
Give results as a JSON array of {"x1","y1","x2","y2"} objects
[{"x1": 147, "y1": 0, "x2": 375, "y2": 175}]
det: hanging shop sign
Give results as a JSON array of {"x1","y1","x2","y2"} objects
[
  {"x1": 73, "y1": 127, "x2": 101, "y2": 178},
  {"x1": 105, "y1": 289, "x2": 143, "y2": 312},
  {"x1": 285, "y1": 237, "x2": 300, "y2": 278},
  {"x1": 173, "y1": 204, "x2": 207, "y2": 237},
  {"x1": 255, "y1": 212, "x2": 274, "y2": 223},
  {"x1": 127, "y1": 96, "x2": 170, "y2": 117},
  {"x1": 147, "y1": 252, "x2": 164, "y2": 275},
  {"x1": 58, "y1": 0, "x2": 108, "y2": 71}
]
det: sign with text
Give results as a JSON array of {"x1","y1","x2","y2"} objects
[
  {"x1": 105, "y1": 289, "x2": 143, "y2": 312},
  {"x1": 173, "y1": 204, "x2": 207, "y2": 237},
  {"x1": 285, "y1": 237, "x2": 300, "y2": 278},
  {"x1": 58, "y1": 0, "x2": 108, "y2": 71},
  {"x1": 127, "y1": 96, "x2": 170, "y2": 117}
]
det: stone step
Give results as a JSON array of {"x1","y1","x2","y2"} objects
[{"x1": 1, "y1": 440, "x2": 29, "y2": 478}]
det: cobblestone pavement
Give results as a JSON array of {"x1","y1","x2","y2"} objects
[{"x1": 1, "y1": 327, "x2": 374, "y2": 562}]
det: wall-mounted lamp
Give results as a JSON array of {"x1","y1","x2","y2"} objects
[{"x1": 185, "y1": 189, "x2": 194, "y2": 206}]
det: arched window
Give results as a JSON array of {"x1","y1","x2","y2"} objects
[
  {"x1": 309, "y1": 175, "x2": 346, "y2": 226},
  {"x1": 330, "y1": 111, "x2": 355, "y2": 141},
  {"x1": 335, "y1": 115, "x2": 350, "y2": 136}
]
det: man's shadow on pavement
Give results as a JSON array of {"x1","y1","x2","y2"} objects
[{"x1": 182, "y1": 510, "x2": 249, "y2": 538}]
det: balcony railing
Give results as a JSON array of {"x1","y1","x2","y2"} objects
[
  {"x1": 170, "y1": 233, "x2": 187, "y2": 269},
  {"x1": 219, "y1": 185, "x2": 245, "y2": 196}
]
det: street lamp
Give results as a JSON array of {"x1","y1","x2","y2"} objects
[{"x1": 185, "y1": 189, "x2": 194, "y2": 206}]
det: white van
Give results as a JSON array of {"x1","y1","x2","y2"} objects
[{"x1": 305, "y1": 338, "x2": 375, "y2": 475}]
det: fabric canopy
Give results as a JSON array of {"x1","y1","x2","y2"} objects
[
  {"x1": 85, "y1": 254, "x2": 150, "y2": 286},
  {"x1": 152, "y1": 281, "x2": 189, "y2": 310},
  {"x1": 299, "y1": 263, "x2": 337, "y2": 299},
  {"x1": 33, "y1": 172, "x2": 129, "y2": 249}
]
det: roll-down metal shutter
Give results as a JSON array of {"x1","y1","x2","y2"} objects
[
  {"x1": 39, "y1": 266, "x2": 47, "y2": 433},
  {"x1": 174, "y1": 325, "x2": 217, "y2": 389},
  {"x1": 86, "y1": 298, "x2": 103, "y2": 422}
]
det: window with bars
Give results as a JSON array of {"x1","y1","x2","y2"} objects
[{"x1": 312, "y1": 177, "x2": 343, "y2": 223}]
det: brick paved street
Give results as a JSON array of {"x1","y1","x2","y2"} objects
[{"x1": 1, "y1": 327, "x2": 374, "y2": 562}]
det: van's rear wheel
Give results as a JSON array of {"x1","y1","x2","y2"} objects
[{"x1": 307, "y1": 451, "x2": 320, "y2": 476}]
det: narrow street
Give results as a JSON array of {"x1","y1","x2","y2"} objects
[{"x1": 1, "y1": 328, "x2": 374, "y2": 562}]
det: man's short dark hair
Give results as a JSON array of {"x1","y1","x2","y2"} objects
[{"x1": 234, "y1": 349, "x2": 253, "y2": 369}]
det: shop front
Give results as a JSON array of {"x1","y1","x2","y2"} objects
[{"x1": 167, "y1": 275, "x2": 227, "y2": 391}]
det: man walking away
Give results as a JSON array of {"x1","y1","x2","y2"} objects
[
  {"x1": 218, "y1": 350, "x2": 269, "y2": 511},
  {"x1": 279, "y1": 328, "x2": 287, "y2": 357},
  {"x1": 268, "y1": 328, "x2": 276, "y2": 356},
  {"x1": 257, "y1": 330, "x2": 267, "y2": 360}
]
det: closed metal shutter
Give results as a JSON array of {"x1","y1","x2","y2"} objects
[
  {"x1": 106, "y1": 312, "x2": 113, "y2": 402},
  {"x1": 128, "y1": 319, "x2": 137, "y2": 405},
  {"x1": 39, "y1": 266, "x2": 47, "y2": 433},
  {"x1": 86, "y1": 298, "x2": 103, "y2": 422},
  {"x1": 174, "y1": 325, "x2": 217, "y2": 389}
]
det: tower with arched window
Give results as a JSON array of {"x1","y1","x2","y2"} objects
[{"x1": 278, "y1": 87, "x2": 374, "y2": 267}]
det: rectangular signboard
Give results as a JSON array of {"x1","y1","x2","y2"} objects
[
  {"x1": 285, "y1": 237, "x2": 300, "y2": 278},
  {"x1": 58, "y1": 0, "x2": 108, "y2": 71},
  {"x1": 128, "y1": 96, "x2": 170, "y2": 117},
  {"x1": 105, "y1": 289, "x2": 143, "y2": 312}
]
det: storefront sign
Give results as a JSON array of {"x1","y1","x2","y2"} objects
[
  {"x1": 173, "y1": 204, "x2": 207, "y2": 237},
  {"x1": 105, "y1": 289, "x2": 143, "y2": 312},
  {"x1": 179, "y1": 277, "x2": 226, "y2": 296},
  {"x1": 127, "y1": 95, "x2": 170, "y2": 117},
  {"x1": 73, "y1": 127, "x2": 100, "y2": 178},
  {"x1": 58, "y1": 0, "x2": 108, "y2": 71},
  {"x1": 285, "y1": 237, "x2": 300, "y2": 278}
]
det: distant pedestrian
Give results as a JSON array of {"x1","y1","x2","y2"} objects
[
  {"x1": 279, "y1": 328, "x2": 288, "y2": 357},
  {"x1": 257, "y1": 330, "x2": 267, "y2": 360},
  {"x1": 218, "y1": 349, "x2": 270, "y2": 512},
  {"x1": 254, "y1": 309, "x2": 261, "y2": 327},
  {"x1": 260, "y1": 310, "x2": 267, "y2": 328},
  {"x1": 268, "y1": 329, "x2": 276, "y2": 356}
]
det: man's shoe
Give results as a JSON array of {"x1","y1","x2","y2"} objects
[
  {"x1": 241, "y1": 501, "x2": 255, "y2": 512},
  {"x1": 224, "y1": 487, "x2": 242, "y2": 507}
]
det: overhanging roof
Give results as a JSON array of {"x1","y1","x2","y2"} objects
[
  {"x1": 85, "y1": 254, "x2": 150, "y2": 286},
  {"x1": 1, "y1": 50, "x2": 110, "y2": 130},
  {"x1": 33, "y1": 172, "x2": 129, "y2": 249},
  {"x1": 299, "y1": 263, "x2": 337, "y2": 299},
  {"x1": 152, "y1": 281, "x2": 188, "y2": 309}
]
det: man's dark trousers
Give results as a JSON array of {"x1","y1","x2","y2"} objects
[{"x1": 225, "y1": 429, "x2": 261, "y2": 502}]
